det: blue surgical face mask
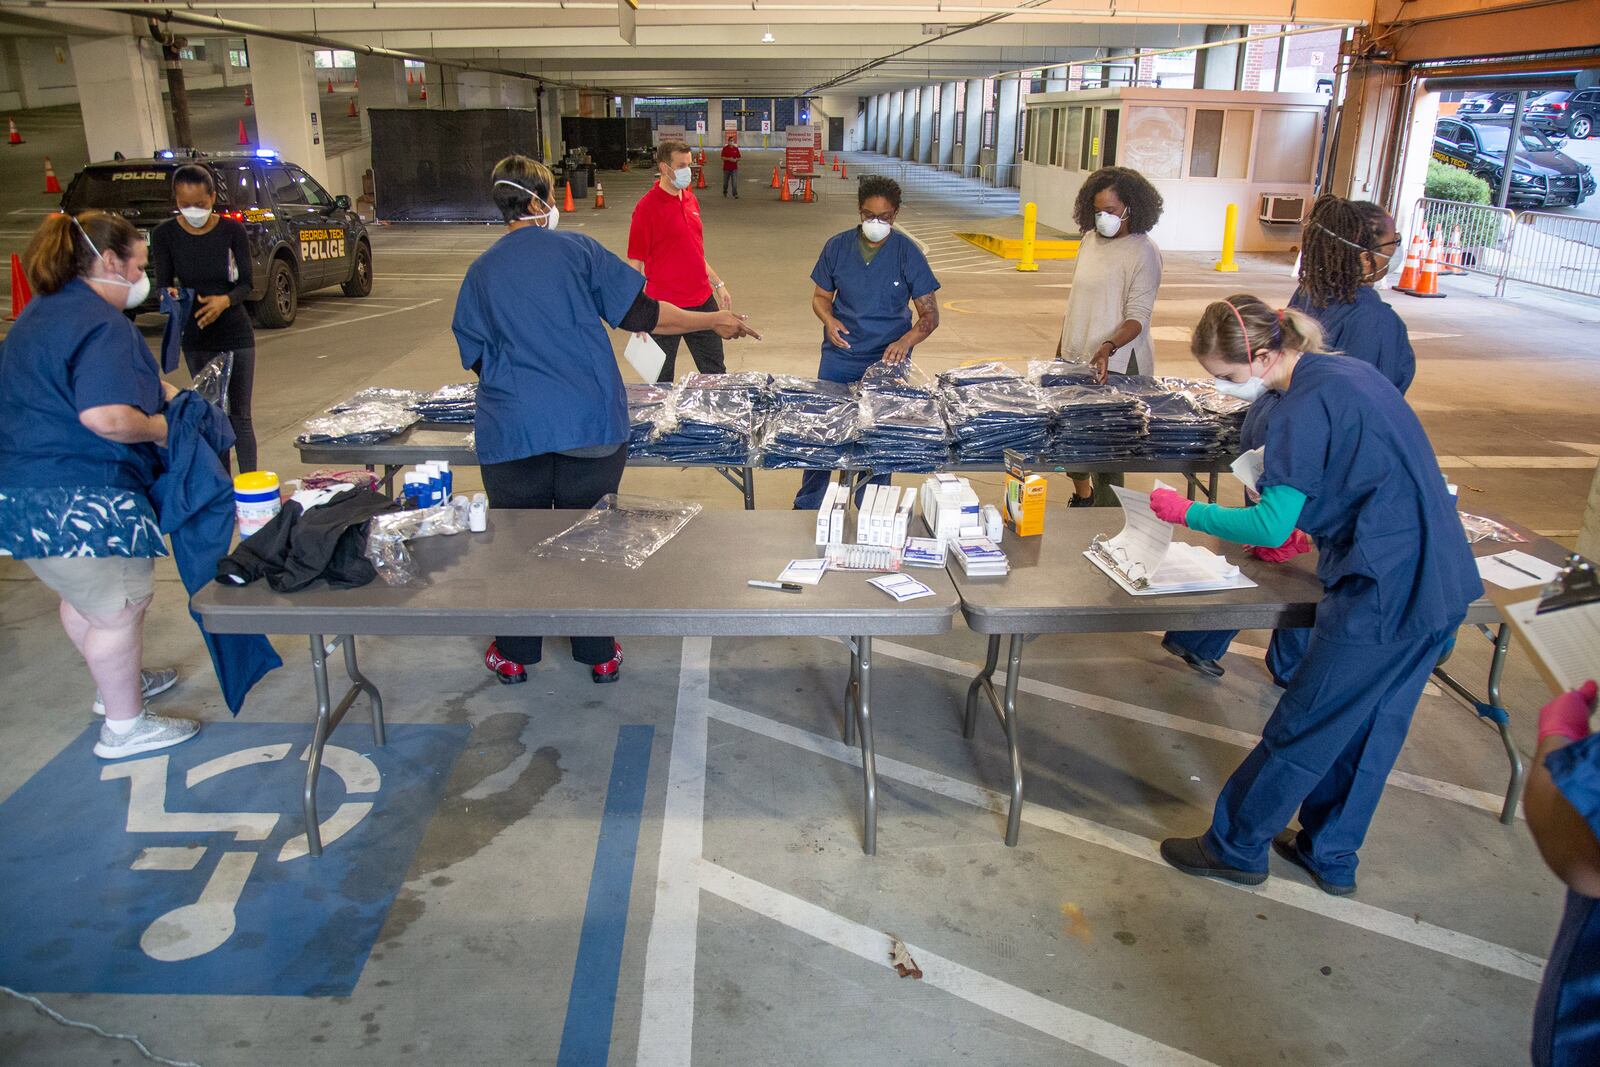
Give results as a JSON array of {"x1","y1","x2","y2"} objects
[{"x1": 671, "y1": 166, "x2": 692, "y2": 190}]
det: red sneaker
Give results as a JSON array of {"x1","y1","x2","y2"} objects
[
  {"x1": 591, "y1": 643, "x2": 623, "y2": 684},
  {"x1": 485, "y1": 642, "x2": 527, "y2": 685}
]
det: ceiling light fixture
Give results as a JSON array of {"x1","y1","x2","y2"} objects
[{"x1": 761, "y1": 27, "x2": 775, "y2": 43}]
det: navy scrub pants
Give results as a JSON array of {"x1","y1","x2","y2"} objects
[
  {"x1": 1201, "y1": 624, "x2": 1456, "y2": 885},
  {"x1": 1165, "y1": 625, "x2": 1310, "y2": 685}
]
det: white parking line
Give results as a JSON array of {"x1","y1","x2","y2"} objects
[
  {"x1": 704, "y1": 698, "x2": 1545, "y2": 983},
  {"x1": 302, "y1": 298, "x2": 441, "y2": 345}
]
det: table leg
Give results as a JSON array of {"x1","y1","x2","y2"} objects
[
  {"x1": 1207, "y1": 472, "x2": 1219, "y2": 502},
  {"x1": 844, "y1": 637, "x2": 860, "y2": 748},
  {"x1": 964, "y1": 634, "x2": 1001, "y2": 739},
  {"x1": 856, "y1": 634, "x2": 878, "y2": 856},
  {"x1": 742, "y1": 466, "x2": 755, "y2": 511},
  {"x1": 964, "y1": 633, "x2": 1028, "y2": 846},
  {"x1": 303, "y1": 634, "x2": 386, "y2": 858},
  {"x1": 1184, "y1": 475, "x2": 1199, "y2": 502},
  {"x1": 1432, "y1": 623, "x2": 1523, "y2": 824}
]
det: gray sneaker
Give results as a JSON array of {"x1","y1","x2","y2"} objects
[
  {"x1": 92, "y1": 668, "x2": 179, "y2": 716},
  {"x1": 93, "y1": 712, "x2": 200, "y2": 759}
]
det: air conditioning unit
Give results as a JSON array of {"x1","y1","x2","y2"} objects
[{"x1": 1260, "y1": 193, "x2": 1307, "y2": 224}]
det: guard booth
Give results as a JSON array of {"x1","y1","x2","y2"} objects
[{"x1": 1021, "y1": 88, "x2": 1328, "y2": 251}]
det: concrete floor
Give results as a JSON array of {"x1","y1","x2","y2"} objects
[{"x1": 3, "y1": 105, "x2": 1600, "y2": 1065}]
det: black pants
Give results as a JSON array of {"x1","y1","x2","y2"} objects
[
  {"x1": 184, "y1": 346, "x2": 257, "y2": 474},
  {"x1": 481, "y1": 445, "x2": 628, "y2": 666},
  {"x1": 652, "y1": 296, "x2": 725, "y2": 382},
  {"x1": 722, "y1": 169, "x2": 738, "y2": 197}
]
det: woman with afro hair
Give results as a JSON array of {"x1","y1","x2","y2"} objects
[{"x1": 1056, "y1": 166, "x2": 1164, "y2": 506}]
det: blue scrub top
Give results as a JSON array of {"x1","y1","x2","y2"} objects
[
  {"x1": 1533, "y1": 733, "x2": 1600, "y2": 1067},
  {"x1": 0, "y1": 277, "x2": 162, "y2": 492},
  {"x1": 453, "y1": 227, "x2": 646, "y2": 465},
  {"x1": 1289, "y1": 285, "x2": 1416, "y2": 394},
  {"x1": 810, "y1": 228, "x2": 939, "y2": 369},
  {"x1": 1260, "y1": 353, "x2": 1481, "y2": 643}
]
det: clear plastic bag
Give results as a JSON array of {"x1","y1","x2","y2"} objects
[
  {"x1": 532, "y1": 493, "x2": 701, "y2": 569},
  {"x1": 364, "y1": 497, "x2": 472, "y2": 585},
  {"x1": 1028, "y1": 359, "x2": 1099, "y2": 388},
  {"x1": 411, "y1": 382, "x2": 477, "y2": 424},
  {"x1": 327, "y1": 387, "x2": 425, "y2": 414},
  {"x1": 860, "y1": 360, "x2": 935, "y2": 398},
  {"x1": 191, "y1": 352, "x2": 234, "y2": 413},
  {"x1": 296, "y1": 404, "x2": 421, "y2": 446},
  {"x1": 1460, "y1": 512, "x2": 1529, "y2": 544}
]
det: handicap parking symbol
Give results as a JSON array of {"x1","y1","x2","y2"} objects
[{"x1": 0, "y1": 722, "x2": 468, "y2": 996}]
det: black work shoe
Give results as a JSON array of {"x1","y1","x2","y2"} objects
[
  {"x1": 1161, "y1": 636, "x2": 1225, "y2": 678},
  {"x1": 1159, "y1": 835, "x2": 1267, "y2": 886},
  {"x1": 1069, "y1": 492, "x2": 1096, "y2": 508},
  {"x1": 1272, "y1": 830, "x2": 1356, "y2": 896}
]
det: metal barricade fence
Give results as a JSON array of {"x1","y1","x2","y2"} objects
[
  {"x1": 796, "y1": 157, "x2": 1020, "y2": 207},
  {"x1": 1499, "y1": 210, "x2": 1600, "y2": 300},
  {"x1": 1411, "y1": 197, "x2": 1600, "y2": 301},
  {"x1": 1412, "y1": 197, "x2": 1515, "y2": 284}
]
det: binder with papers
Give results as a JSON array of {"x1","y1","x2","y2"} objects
[
  {"x1": 1495, "y1": 554, "x2": 1600, "y2": 710},
  {"x1": 1085, "y1": 484, "x2": 1257, "y2": 596}
]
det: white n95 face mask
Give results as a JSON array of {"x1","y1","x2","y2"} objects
[
  {"x1": 671, "y1": 166, "x2": 693, "y2": 190},
  {"x1": 860, "y1": 219, "x2": 892, "y2": 243},
  {"x1": 1212, "y1": 375, "x2": 1267, "y2": 403},
  {"x1": 179, "y1": 206, "x2": 213, "y2": 227},
  {"x1": 1094, "y1": 210, "x2": 1125, "y2": 238}
]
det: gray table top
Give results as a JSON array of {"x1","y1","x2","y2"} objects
[
  {"x1": 193, "y1": 510, "x2": 958, "y2": 638},
  {"x1": 950, "y1": 505, "x2": 1571, "y2": 635}
]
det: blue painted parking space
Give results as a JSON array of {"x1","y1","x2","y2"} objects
[{"x1": 0, "y1": 721, "x2": 468, "y2": 997}]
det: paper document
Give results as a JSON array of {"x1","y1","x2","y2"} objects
[
  {"x1": 778, "y1": 558, "x2": 829, "y2": 586},
  {"x1": 1504, "y1": 597, "x2": 1600, "y2": 694},
  {"x1": 1105, "y1": 483, "x2": 1177, "y2": 583},
  {"x1": 1092, "y1": 482, "x2": 1256, "y2": 596},
  {"x1": 1231, "y1": 447, "x2": 1265, "y2": 497},
  {"x1": 624, "y1": 333, "x2": 667, "y2": 383},
  {"x1": 1476, "y1": 550, "x2": 1564, "y2": 590},
  {"x1": 870, "y1": 574, "x2": 936, "y2": 602}
]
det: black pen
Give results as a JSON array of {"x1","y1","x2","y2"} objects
[
  {"x1": 748, "y1": 580, "x2": 803, "y2": 593},
  {"x1": 1496, "y1": 557, "x2": 1544, "y2": 581}
]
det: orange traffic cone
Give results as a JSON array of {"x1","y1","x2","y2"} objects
[
  {"x1": 237, "y1": 118, "x2": 249, "y2": 146},
  {"x1": 347, "y1": 97, "x2": 358, "y2": 118},
  {"x1": 563, "y1": 180, "x2": 576, "y2": 212},
  {"x1": 1394, "y1": 231, "x2": 1424, "y2": 291},
  {"x1": 8, "y1": 254, "x2": 32, "y2": 320},
  {"x1": 327, "y1": 79, "x2": 335, "y2": 94},
  {"x1": 243, "y1": 86, "x2": 252, "y2": 106},
  {"x1": 839, "y1": 162, "x2": 848, "y2": 180},
  {"x1": 780, "y1": 170, "x2": 791, "y2": 202},
  {"x1": 594, "y1": 181, "x2": 606, "y2": 209},
  {"x1": 802, "y1": 177, "x2": 814, "y2": 203},
  {"x1": 42, "y1": 157, "x2": 60, "y2": 195},
  {"x1": 1403, "y1": 234, "x2": 1446, "y2": 298},
  {"x1": 407, "y1": 70, "x2": 414, "y2": 85},
  {"x1": 1444, "y1": 224, "x2": 1466, "y2": 275},
  {"x1": 695, "y1": 166, "x2": 706, "y2": 190},
  {"x1": 420, "y1": 84, "x2": 427, "y2": 101},
  {"x1": 770, "y1": 165, "x2": 780, "y2": 189},
  {"x1": 621, "y1": 160, "x2": 630, "y2": 172},
  {"x1": 7, "y1": 119, "x2": 22, "y2": 145}
]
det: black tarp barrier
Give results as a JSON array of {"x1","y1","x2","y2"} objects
[{"x1": 370, "y1": 108, "x2": 543, "y2": 222}]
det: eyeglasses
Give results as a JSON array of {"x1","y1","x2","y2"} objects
[
  {"x1": 859, "y1": 211, "x2": 895, "y2": 224},
  {"x1": 1372, "y1": 238, "x2": 1402, "y2": 254}
]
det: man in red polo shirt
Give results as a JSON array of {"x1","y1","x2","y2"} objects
[
  {"x1": 720, "y1": 132, "x2": 741, "y2": 199},
  {"x1": 627, "y1": 140, "x2": 732, "y2": 381}
]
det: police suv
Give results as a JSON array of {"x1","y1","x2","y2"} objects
[
  {"x1": 60, "y1": 148, "x2": 373, "y2": 328},
  {"x1": 1432, "y1": 118, "x2": 1596, "y2": 209}
]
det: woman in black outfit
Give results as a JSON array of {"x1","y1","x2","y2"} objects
[{"x1": 152, "y1": 163, "x2": 257, "y2": 473}]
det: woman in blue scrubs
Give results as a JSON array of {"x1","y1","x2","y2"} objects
[
  {"x1": 1151, "y1": 295, "x2": 1480, "y2": 894},
  {"x1": 1527, "y1": 679, "x2": 1600, "y2": 1066},
  {"x1": 794, "y1": 175, "x2": 940, "y2": 509},
  {"x1": 0, "y1": 211, "x2": 195, "y2": 758},
  {"x1": 1161, "y1": 195, "x2": 1412, "y2": 684},
  {"x1": 454, "y1": 156, "x2": 757, "y2": 685}
]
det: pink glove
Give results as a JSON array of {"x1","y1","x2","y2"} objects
[
  {"x1": 1149, "y1": 488, "x2": 1192, "y2": 526},
  {"x1": 1250, "y1": 529, "x2": 1313, "y2": 564},
  {"x1": 1539, "y1": 680, "x2": 1598, "y2": 743}
]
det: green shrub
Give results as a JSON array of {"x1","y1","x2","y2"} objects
[{"x1": 1426, "y1": 160, "x2": 1492, "y2": 205}]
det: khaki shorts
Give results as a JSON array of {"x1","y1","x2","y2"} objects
[{"x1": 24, "y1": 556, "x2": 155, "y2": 619}]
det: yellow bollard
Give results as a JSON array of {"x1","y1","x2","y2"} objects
[
  {"x1": 1214, "y1": 202, "x2": 1240, "y2": 273},
  {"x1": 1016, "y1": 201, "x2": 1040, "y2": 273}
]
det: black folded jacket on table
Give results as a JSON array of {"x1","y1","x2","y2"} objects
[{"x1": 217, "y1": 487, "x2": 400, "y2": 593}]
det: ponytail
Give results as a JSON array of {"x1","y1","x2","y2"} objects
[
  {"x1": 22, "y1": 210, "x2": 140, "y2": 295},
  {"x1": 1191, "y1": 294, "x2": 1325, "y2": 365}
]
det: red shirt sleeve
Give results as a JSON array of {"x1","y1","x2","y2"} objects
[{"x1": 626, "y1": 195, "x2": 652, "y2": 262}]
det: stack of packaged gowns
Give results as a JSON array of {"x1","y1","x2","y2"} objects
[
  {"x1": 1162, "y1": 378, "x2": 1249, "y2": 456},
  {"x1": 297, "y1": 403, "x2": 420, "y2": 446},
  {"x1": 625, "y1": 383, "x2": 674, "y2": 457},
  {"x1": 1030, "y1": 360, "x2": 1102, "y2": 389},
  {"x1": 1040, "y1": 385, "x2": 1149, "y2": 462},
  {"x1": 940, "y1": 364, "x2": 1053, "y2": 463},
  {"x1": 1138, "y1": 390, "x2": 1229, "y2": 459},
  {"x1": 411, "y1": 382, "x2": 477, "y2": 424},
  {"x1": 645, "y1": 372, "x2": 763, "y2": 465},
  {"x1": 856, "y1": 361, "x2": 949, "y2": 472},
  {"x1": 327, "y1": 387, "x2": 427, "y2": 414},
  {"x1": 760, "y1": 376, "x2": 861, "y2": 469}
]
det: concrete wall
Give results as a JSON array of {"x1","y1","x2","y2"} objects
[
  {"x1": 811, "y1": 94, "x2": 864, "y2": 152},
  {"x1": 2, "y1": 37, "x2": 79, "y2": 110}
]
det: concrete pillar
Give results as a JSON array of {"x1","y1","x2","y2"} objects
[
  {"x1": 540, "y1": 86, "x2": 562, "y2": 161},
  {"x1": 1195, "y1": 25, "x2": 1247, "y2": 90},
  {"x1": 246, "y1": 37, "x2": 330, "y2": 188},
  {"x1": 621, "y1": 94, "x2": 635, "y2": 118},
  {"x1": 917, "y1": 84, "x2": 935, "y2": 164},
  {"x1": 454, "y1": 71, "x2": 497, "y2": 108},
  {"x1": 901, "y1": 88, "x2": 918, "y2": 160},
  {"x1": 936, "y1": 81, "x2": 958, "y2": 166},
  {"x1": 886, "y1": 91, "x2": 902, "y2": 156},
  {"x1": 865, "y1": 96, "x2": 877, "y2": 152},
  {"x1": 963, "y1": 78, "x2": 983, "y2": 170},
  {"x1": 995, "y1": 76, "x2": 1020, "y2": 186},
  {"x1": 354, "y1": 54, "x2": 406, "y2": 140},
  {"x1": 68, "y1": 34, "x2": 167, "y2": 162},
  {"x1": 704, "y1": 97, "x2": 722, "y2": 151},
  {"x1": 875, "y1": 95, "x2": 888, "y2": 153}
]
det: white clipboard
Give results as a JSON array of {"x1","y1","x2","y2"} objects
[{"x1": 624, "y1": 333, "x2": 667, "y2": 383}]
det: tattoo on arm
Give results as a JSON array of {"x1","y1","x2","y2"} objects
[{"x1": 910, "y1": 293, "x2": 940, "y2": 339}]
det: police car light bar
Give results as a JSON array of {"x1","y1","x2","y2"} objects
[
  {"x1": 159, "y1": 150, "x2": 175, "y2": 159},
  {"x1": 254, "y1": 148, "x2": 278, "y2": 158}
]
